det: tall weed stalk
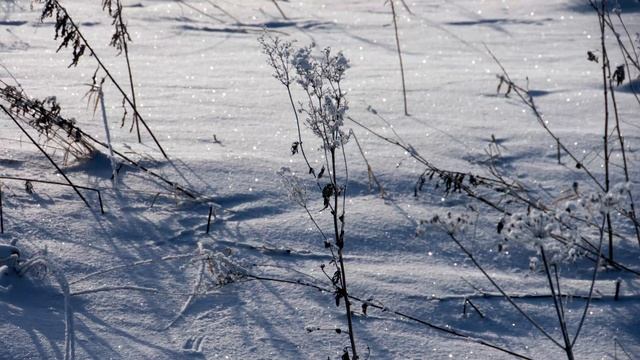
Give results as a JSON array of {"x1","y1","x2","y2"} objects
[{"x1": 260, "y1": 34, "x2": 359, "y2": 359}]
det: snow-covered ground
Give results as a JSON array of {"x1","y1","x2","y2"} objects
[{"x1": 1, "y1": 0, "x2": 639, "y2": 359}]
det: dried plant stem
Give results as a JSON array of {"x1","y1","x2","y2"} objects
[
  {"x1": 76, "y1": 128, "x2": 197, "y2": 199},
  {"x1": 205, "y1": 0, "x2": 242, "y2": 23},
  {"x1": 176, "y1": 0, "x2": 224, "y2": 23},
  {"x1": 348, "y1": 115, "x2": 509, "y2": 213},
  {"x1": 271, "y1": 0, "x2": 287, "y2": 20},
  {"x1": 206, "y1": 205, "x2": 213, "y2": 234},
  {"x1": 485, "y1": 45, "x2": 605, "y2": 191},
  {"x1": 36, "y1": 257, "x2": 76, "y2": 360},
  {"x1": 99, "y1": 90, "x2": 119, "y2": 189},
  {"x1": 550, "y1": 227, "x2": 639, "y2": 278},
  {"x1": 540, "y1": 247, "x2": 574, "y2": 359},
  {"x1": 349, "y1": 113, "x2": 640, "y2": 278},
  {"x1": 390, "y1": 0, "x2": 409, "y2": 116},
  {"x1": 447, "y1": 233, "x2": 563, "y2": 349},
  {"x1": 330, "y1": 147, "x2": 358, "y2": 359},
  {"x1": 463, "y1": 298, "x2": 485, "y2": 318},
  {"x1": 399, "y1": 0, "x2": 414, "y2": 15},
  {"x1": 118, "y1": 4, "x2": 142, "y2": 143},
  {"x1": 244, "y1": 273, "x2": 532, "y2": 360},
  {"x1": 1, "y1": 83, "x2": 196, "y2": 199},
  {"x1": 572, "y1": 216, "x2": 605, "y2": 347},
  {"x1": 350, "y1": 130, "x2": 385, "y2": 197},
  {"x1": 609, "y1": 91, "x2": 640, "y2": 247},
  {"x1": 603, "y1": 11, "x2": 640, "y2": 70},
  {"x1": 0, "y1": 184, "x2": 4, "y2": 233},
  {"x1": 0, "y1": 104, "x2": 93, "y2": 211},
  {"x1": 59, "y1": 272, "x2": 75, "y2": 360},
  {"x1": 0, "y1": 176, "x2": 104, "y2": 214},
  {"x1": 601, "y1": 25, "x2": 640, "y2": 247},
  {"x1": 303, "y1": 206, "x2": 329, "y2": 241},
  {"x1": 592, "y1": 1, "x2": 616, "y2": 262},
  {"x1": 450, "y1": 288, "x2": 629, "y2": 302},
  {"x1": 614, "y1": 338, "x2": 634, "y2": 360},
  {"x1": 285, "y1": 84, "x2": 315, "y2": 175},
  {"x1": 50, "y1": 1, "x2": 168, "y2": 159},
  {"x1": 604, "y1": 12, "x2": 640, "y2": 106}
]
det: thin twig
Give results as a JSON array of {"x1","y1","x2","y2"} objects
[
  {"x1": 0, "y1": 176, "x2": 104, "y2": 214},
  {"x1": 244, "y1": 273, "x2": 532, "y2": 359},
  {"x1": 0, "y1": 184, "x2": 4, "y2": 233},
  {"x1": 572, "y1": 216, "x2": 605, "y2": 347},
  {"x1": 389, "y1": 0, "x2": 409, "y2": 116},
  {"x1": 350, "y1": 130, "x2": 386, "y2": 197},
  {"x1": 484, "y1": 45, "x2": 605, "y2": 191},
  {"x1": 540, "y1": 247, "x2": 573, "y2": 359},
  {"x1": 602, "y1": 26, "x2": 640, "y2": 247},
  {"x1": 594, "y1": 0, "x2": 615, "y2": 263},
  {"x1": 270, "y1": 0, "x2": 287, "y2": 20},
  {"x1": 116, "y1": 0, "x2": 142, "y2": 142},
  {"x1": 399, "y1": 0, "x2": 414, "y2": 15},
  {"x1": 448, "y1": 233, "x2": 563, "y2": 349}
]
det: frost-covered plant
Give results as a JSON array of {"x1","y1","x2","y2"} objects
[
  {"x1": 426, "y1": 206, "x2": 603, "y2": 360},
  {"x1": 0, "y1": 84, "x2": 94, "y2": 162},
  {"x1": 100, "y1": 0, "x2": 142, "y2": 140},
  {"x1": 261, "y1": 34, "x2": 360, "y2": 360},
  {"x1": 36, "y1": 0, "x2": 168, "y2": 158},
  {"x1": 292, "y1": 45, "x2": 351, "y2": 150},
  {"x1": 166, "y1": 243, "x2": 246, "y2": 330},
  {"x1": 419, "y1": 212, "x2": 470, "y2": 237},
  {"x1": 277, "y1": 167, "x2": 309, "y2": 208},
  {"x1": 500, "y1": 183, "x2": 630, "y2": 265},
  {"x1": 502, "y1": 208, "x2": 579, "y2": 265}
]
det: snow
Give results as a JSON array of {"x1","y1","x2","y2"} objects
[{"x1": 1, "y1": 0, "x2": 639, "y2": 359}]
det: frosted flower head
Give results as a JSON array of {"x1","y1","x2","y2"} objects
[
  {"x1": 502, "y1": 207, "x2": 583, "y2": 265},
  {"x1": 566, "y1": 182, "x2": 631, "y2": 217},
  {"x1": 504, "y1": 209, "x2": 558, "y2": 246},
  {"x1": 320, "y1": 47, "x2": 350, "y2": 82},
  {"x1": 199, "y1": 248, "x2": 247, "y2": 286},
  {"x1": 263, "y1": 36, "x2": 352, "y2": 150},
  {"x1": 292, "y1": 45, "x2": 313, "y2": 72},
  {"x1": 427, "y1": 212, "x2": 471, "y2": 236},
  {"x1": 600, "y1": 182, "x2": 630, "y2": 213},
  {"x1": 258, "y1": 33, "x2": 294, "y2": 86},
  {"x1": 291, "y1": 45, "x2": 323, "y2": 91}
]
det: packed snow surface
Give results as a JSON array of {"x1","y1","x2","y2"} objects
[{"x1": 1, "y1": 0, "x2": 639, "y2": 359}]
